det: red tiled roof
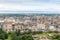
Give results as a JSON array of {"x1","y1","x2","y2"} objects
[{"x1": 5, "y1": 21, "x2": 13, "y2": 24}]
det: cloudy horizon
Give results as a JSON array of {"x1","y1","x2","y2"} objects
[{"x1": 0, "y1": 0, "x2": 60, "y2": 13}]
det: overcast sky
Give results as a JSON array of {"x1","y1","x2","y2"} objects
[{"x1": 0, "y1": 0, "x2": 60, "y2": 13}]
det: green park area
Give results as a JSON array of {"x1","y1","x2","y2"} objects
[
  {"x1": 0, "y1": 28, "x2": 34, "y2": 40},
  {"x1": 0, "y1": 28, "x2": 60, "y2": 40}
]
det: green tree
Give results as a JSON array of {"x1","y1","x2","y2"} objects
[
  {"x1": 0, "y1": 28, "x2": 4, "y2": 34},
  {"x1": 11, "y1": 32, "x2": 17, "y2": 40},
  {"x1": 4, "y1": 33, "x2": 8, "y2": 39},
  {"x1": 22, "y1": 34, "x2": 34, "y2": 40},
  {"x1": 11, "y1": 31, "x2": 34, "y2": 40},
  {"x1": 0, "y1": 33, "x2": 5, "y2": 40},
  {"x1": 48, "y1": 31, "x2": 55, "y2": 33},
  {"x1": 15, "y1": 29, "x2": 21, "y2": 36},
  {"x1": 52, "y1": 35, "x2": 60, "y2": 40},
  {"x1": 0, "y1": 28, "x2": 8, "y2": 40},
  {"x1": 32, "y1": 31, "x2": 43, "y2": 35}
]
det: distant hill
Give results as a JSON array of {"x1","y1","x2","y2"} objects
[{"x1": 0, "y1": 13, "x2": 60, "y2": 17}]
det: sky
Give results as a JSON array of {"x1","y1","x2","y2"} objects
[{"x1": 0, "y1": 0, "x2": 60, "y2": 13}]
